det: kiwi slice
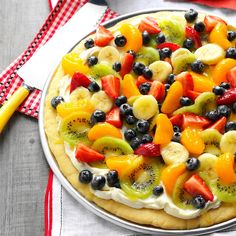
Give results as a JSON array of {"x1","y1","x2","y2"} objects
[
  {"x1": 135, "y1": 47, "x2": 160, "y2": 66},
  {"x1": 201, "y1": 129, "x2": 222, "y2": 156},
  {"x1": 92, "y1": 137, "x2": 134, "y2": 157},
  {"x1": 172, "y1": 53, "x2": 196, "y2": 74},
  {"x1": 127, "y1": 95, "x2": 142, "y2": 106},
  {"x1": 174, "y1": 92, "x2": 216, "y2": 116},
  {"x1": 172, "y1": 172, "x2": 194, "y2": 209},
  {"x1": 120, "y1": 159, "x2": 163, "y2": 200},
  {"x1": 59, "y1": 112, "x2": 92, "y2": 146}
]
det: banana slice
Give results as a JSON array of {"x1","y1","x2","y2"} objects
[
  {"x1": 149, "y1": 61, "x2": 172, "y2": 82},
  {"x1": 194, "y1": 43, "x2": 225, "y2": 65},
  {"x1": 79, "y1": 46, "x2": 101, "y2": 61},
  {"x1": 160, "y1": 142, "x2": 189, "y2": 165},
  {"x1": 70, "y1": 87, "x2": 91, "y2": 102},
  {"x1": 90, "y1": 90, "x2": 113, "y2": 112},
  {"x1": 98, "y1": 46, "x2": 120, "y2": 64},
  {"x1": 220, "y1": 130, "x2": 236, "y2": 154},
  {"x1": 198, "y1": 153, "x2": 218, "y2": 172},
  {"x1": 171, "y1": 48, "x2": 192, "y2": 63}
]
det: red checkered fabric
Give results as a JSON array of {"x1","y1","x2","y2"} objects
[{"x1": 0, "y1": 0, "x2": 118, "y2": 119}]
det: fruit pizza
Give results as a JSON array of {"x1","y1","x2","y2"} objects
[{"x1": 44, "y1": 9, "x2": 236, "y2": 229}]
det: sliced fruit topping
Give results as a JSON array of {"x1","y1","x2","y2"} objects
[
  {"x1": 154, "y1": 114, "x2": 173, "y2": 145},
  {"x1": 134, "y1": 143, "x2": 160, "y2": 157},
  {"x1": 171, "y1": 48, "x2": 192, "y2": 62},
  {"x1": 121, "y1": 74, "x2": 141, "y2": 98},
  {"x1": 149, "y1": 111, "x2": 160, "y2": 131},
  {"x1": 94, "y1": 25, "x2": 114, "y2": 47},
  {"x1": 70, "y1": 72, "x2": 91, "y2": 93},
  {"x1": 88, "y1": 123, "x2": 122, "y2": 141},
  {"x1": 133, "y1": 95, "x2": 158, "y2": 120},
  {"x1": 157, "y1": 42, "x2": 180, "y2": 51},
  {"x1": 181, "y1": 127, "x2": 205, "y2": 156},
  {"x1": 198, "y1": 153, "x2": 218, "y2": 173},
  {"x1": 204, "y1": 15, "x2": 227, "y2": 33},
  {"x1": 119, "y1": 52, "x2": 135, "y2": 77},
  {"x1": 182, "y1": 113, "x2": 211, "y2": 130},
  {"x1": 160, "y1": 142, "x2": 189, "y2": 165},
  {"x1": 161, "y1": 163, "x2": 186, "y2": 195},
  {"x1": 105, "y1": 107, "x2": 122, "y2": 128},
  {"x1": 92, "y1": 137, "x2": 133, "y2": 157},
  {"x1": 208, "y1": 116, "x2": 227, "y2": 132},
  {"x1": 215, "y1": 153, "x2": 236, "y2": 185},
  {"x1": 120, "y1": 158, "x2": 163, "y2": 199},
  {"x1": 217, "y1": 88, "x2": 236, "y2": 105},
  {"x1": 101, "y1": 75, "x2": 120, "y2": 99},
  {"x1": 227, "y1": 66, "x2": 236, "y2": 88},
  {"x1": 149, "y1": 61, "x2": 172, "y2": 82},
  {"x1": 175, "y1": 72, "x2": 194, "y2": 96},
  {"x1": 184, "y1": 174, "x2": 214, "y2": 202},
  {"x1": 138, "y1": 16, "x2": 161, "y2": 34},
  {"x1": 70, "y1": 87, "x2": 91, "y2": 102},
  {"x1": 161, "y1": 81, "x2": 183, "y2": 114},
  {"x1": 136, "y1": 75, "x2": 152, "y2": 88},
  {"x1": 148, "y1": 81, "x2": 165, "y2": 101},
  {"x1": 172, "y1": 53, "x2": 196, "y2": 74},
  {"x1": 135, "y1": 46, "x2": 160, "y2": 65},
  {"x1": 75, "y1": 143, "x2": 104, "y2": 163},
  {"x1": 97, "y1": 46, "x2": 120, "y2": 64},
  {"x1": 169, "y1": 114, "x2": 183, "y2": 127},
  {"x1": 185, "y1": 26, "x2": 202, "y2": 48},
  {"x1": 220, "y1": 130, "x2": 236, "y2": 154},
  {"x1": 59, "y1": 112, "x2": 92, "y2": 146}
]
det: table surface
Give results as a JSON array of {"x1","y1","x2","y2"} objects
[{"x1": 0, "y1": 1, "x2": 236, "y2": 235}]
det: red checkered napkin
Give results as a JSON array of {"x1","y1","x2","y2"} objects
[{"x1": 0, "y1": 0, "x2": 118, "y2": 119}]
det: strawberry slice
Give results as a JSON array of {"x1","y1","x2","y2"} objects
[
  {"x1": 70, "y1": 72, "x2": 91, "y2": 93},
  {"x1": 185, "y1": 26, "x2": 202, "y2": 48},
  {"x1": 75, "y1": 144, "x2": 105, "y2": 163},
  {"x1": 186, "y1": 90, "x2": 201, "y2": 101},
  {"x1": 119, "y1": 53, "x2": 135, "y2": 77},
  {"x1": 101, "y1": 75, "x2": 120, "y2": 99},
  {"x1": 94, "y1": 25, "x2": 114, "y2": 47},
  {"x1": 207, "y1": 116, "x2": 227, "y2": 133},
  {"x1": 134, "y1": 143, "x2": 160, "y2": 157},
  {"x1": 138, "y1": 16, "x2": 161, "y2": 34},
  {"x1": 227, "y1": 66, "x2": 236, "y2": 88},
  {"x1": 157, "y1": 42, "x2": 180, "y2": 51},
  {"x1": 136, "y1": 75, "x2": 152, "y2": 88},
  {"x1": 184, "y1": 174, "x2": 214, "y2": 201},
  {"x1": 217, "y1": 88, "x2": 236, "y2": 105},
  {"x1": 175, "y1": 72, "x2": 194, "y2": 96},
  {"x1": 148, "y1": 81, "x2": 165, "y2": 101},
  {"x1": 169, "y1": 114, "x2": 183, "y2": 127},
  {"x1": 204, "y1": 15, "x2": 227, "y2": 33},
  {"x1": 182, "y1": 113, "x2": 211, "y2": 130},
  {"x1": 106, "y1": 107, "x2": 122, "y2": 128}
]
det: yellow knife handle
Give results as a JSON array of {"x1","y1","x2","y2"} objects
[{"x1": 0, "y1": 84, "x2": 32, "y2": 133}]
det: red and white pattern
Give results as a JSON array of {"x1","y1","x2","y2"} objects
[{"x1": 0, "y1": 0, "x2": 118, "y2": 118}]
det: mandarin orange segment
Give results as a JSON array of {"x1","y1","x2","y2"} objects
[
  {"x1": 212, "y1": 58, "x2": 236, "y2": 85},
  {"x1": 122, "y1": 74, "x2": 141, "y2": 98},
  {"x1": 181, "y1": 127, "x2": 205, "y2": 156},
  {"x1": 87, "y1": 122, "x2": 122, "y2": 141},
  {"x1": 161, "y1": 163, "x2": 186, "y2": 195},
  {"x1": 154, "y1": 114, "x2": 173, "y2": 145},
  {"x1": 215, "y1": 153, "x2": 236, "y2": 185},
  {"x1": 161, "y1": 81, "x2": 183, "y2": 114}
]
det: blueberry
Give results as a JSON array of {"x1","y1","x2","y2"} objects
[
  {"x1": 125, "y1": 115, "x2": 137, "y2": 125},
  {"x1": 90, "y1": 110, "x2": 106, "y2": 124},
  {"x1": 124, "y1": 129, "x2": 137, "y2": 141},
  {"x1": 136, "y1": 119, "x2": 150, "y2": 133},
  {"x1": 84, "y1": 38, "x2": 94, "y2": 49},
  {"x1": 205, "y1": 110, "x2": 220, "y2": 121},
  {"x1": 91, "y1": 175, "x2": 106, "y2": 190},
  {"x1": 153, "y1": 185, "x2": 164, "y2": 196},
  {"x1": 139, "y1": 82, "x2": 151, "y2": 95},
  {"x1": 225, "y1": 121, "x2": 236, "y2": 132},
  {"x1": 112, "y1": 61, "x2": 121, "y2": 72},
  {"x1": 194, "y1": 21, "x2": 205, "y2": 33},
  {"x1": 141, "y1": 134, "x2": 153, "y2": 144},
  {"x1": 133, "y1": 62, "x2": 145, "y2": 75},
  {"x1": 142, "y1": 67, "x2": 153, "y2": 79},
  {"x1": 87, "y1": 56, "x2": 98, "y2": 67},
  {"x1": 115, "y1": 96, "x2": 127, "y2": 107},
  {"x1": 130, "y1": 137, "x2": 142, "y2": 149},
  {"x1": 160, "y1": 47, "x2": 172, "y2": 59},
  {"x1": 192, "y1": 195, "x2": 206, "y2": 209},
  {"x1": 120, "y1": 103, "x2": 133, "y2": 116},
  {"x1": 184, "y1": 9, "x2": 198, "y2": 23},
  {"x1": 232, "y1": 102, "x2": 236, "y2": 113},
  {"x1": 156, "y1": 33, "x2": 165, "y2": 44},
  {"x1": 107, "y1": 170, "x2": 119, "y2": 187},
  {"x1": 173, "y1": 125, "x2": 181, "y2": 133},
  {"x1": 172, "y1": 132, "x2": 181, "y2": 142},
  {"x1": 220, "y1": 82, "x2": 230, "y2": 90},
  {"x1": 226, "y1": 47, "x2": 236, "y2": 59},
  {"x1": 142, "y1": 30, "x2": 151, "y2": 45},
  {"x1": 165, "y1": 84, "x2": 170, "y2": 92},
  {"x1": 114, "y1": 34, "x2": 127, "y2": 47},
  {"x1": 227, "y1": 31, "x2": 236, "y2": 41},
  {"x1": 88, "y1": 81, "x2": 100, "y2": 92},
  {"x1": 191, "y1": 60, "x2": 205, "y2": 73},
  {"x1": 213, "y1": 86, "x2": 225, "y2": 95},
  {"x1": 51, "y1": 96, "x2": 64, "y2": 109},
  {"x1": 217, "y1": 105, "x2": 231, "y2": 118},
  {"x1": 79, "y1": 170, "x2": 93, "y2": 184},
  {"x1": 183, "y1": 38, "x2": 194, "y2": 50},
  {"x1": 180, "y1": 96, "x2": 193, "y2": 106},
  {"x1": 127, "y1": 50, "x2": 136, "y2": 58},
  {"x1": 167, "y1": 74, "x2": 175, "y2": 85},
  {"x1": 186, "y1": 157, "x2": 200, "y2": 171}
]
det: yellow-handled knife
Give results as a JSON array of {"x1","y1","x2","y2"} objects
[{"x1": 0, "y1": 0, "x2": 108, "y2": 133}]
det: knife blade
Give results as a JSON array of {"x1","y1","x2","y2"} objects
[{"x1": 0, "y1": 0, "x2": 108, "y2": 133}]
